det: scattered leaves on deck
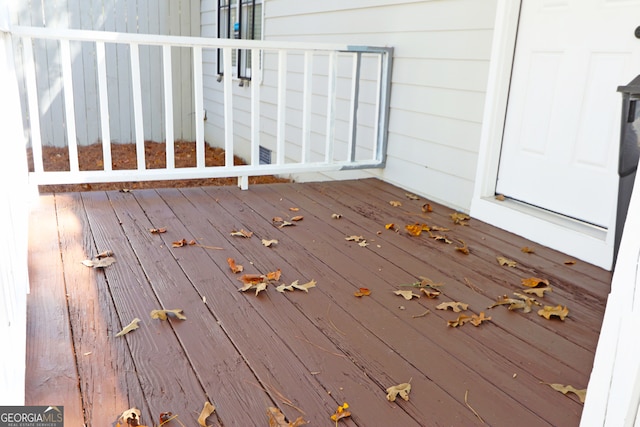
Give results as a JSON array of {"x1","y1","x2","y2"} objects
[
  {"x1": 420, "y1": 288, "x2": 441, "y2": 298},
  {"x1": 521, "y1": 277, "x2": 550, "y2": 288},
  {"x1": 469, "y1": 312, "x2": 492, "y2": 326},
  {"x1": 198, "y1": 402, "x2": 216, "y2": 427},
  {"x1": 450, "y1": 212, "x2": 470, "y2": 225},
  {"x1": 150, "y1": 309, "x2": 186, "y2": 321},
  {"x1": 227, "y1": 257, "x2": 244, "y2": 273},
  {"x1": 116, "y1": 407, "x2": 146, "y2": 427},
  {"x1": 521, "y1": 246, "x2": 535, "y2": 254},
  {"x1": 455, "y1": 239, "x2": 470, "y2": 255},
  {"x1": 262, "y1": 239, "x2": 278, "y2": 247},
  {"x1": 82, "y1": 256, "x2": 116, "y2": 268},
  {"x1": 497, "y1": 256, "x2": 517, "y2": 267},
  {"x1": 448, "y1": 312, "x2": 491, "y2": 327},
  {"x1": 405, "y1": 223, "x2": 429, "y2": 236},
  {"x1": 389, "y1": 200, "x2": 402, "y2": 207},
  {"x1": 345, "y1": 235, "x2": 365, "y2": 242},
  {"x1": 115, "y1": 318, "x2": 141, "y2": 337},
  {"x1": 230, "y1": 229, "x2": 253, "y2": 238},
  {"x1": 149, "y1": 227, "x2": 167, "y2": 234},
  {"x1": 489, "y1": 294, "x2": 539, "y2": 313},
  {"x1": 268, "y1": 406, "x2": 306, "y2": 427},
  {"x1": 543, "y1": 383, "x2": 586, "y2": 403},
  {"x1": 238, "y1": 269, "x2": 282, "y2": 296},
  {"x1": 172, "y1": 238, "x2": 196, "y2": 247},
  {"x1": 538, "y1": 305, "x2": 569, "y2": 321},
  {"x1": 330, "y1": 402, "x2": 351, "y2": 424},
  {"x1": 354, "y1": 287, "x2": 371, "y2": 297},
  {"x1": 436, "y1": 301, "x2": 469, "y2": 312},
  {"x1": 394, "y1": 290, "x2": 420, "y2": 300},
  {"x1": 386, "y1": 382, "x2": 411, "y2": 402},
  {"x1": 429, "y1": 231, "x2": 452, "y2": 244}
]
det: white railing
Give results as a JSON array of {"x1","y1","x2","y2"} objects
[{"x1": 11, "y1": 25, "x2": 393, "y2": 189}]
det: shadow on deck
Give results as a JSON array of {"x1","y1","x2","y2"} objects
[{"x1": 25, "y1": 179, "x2": 611, "y2": 426}]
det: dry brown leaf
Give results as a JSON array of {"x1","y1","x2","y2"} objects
[
  {"x1": 82, "y1": 256, "x2": 116, "y2": 268},
  {"x1": 230, "y1": 229, "x2": 253, "y2": 238},
  {"x1": 268, "y1": 406, "x2": 306, "y2": 427},
  {"x1": 290, "y1": 215, "x2": 304, "y2": 221},
  {"x1": 521, "y1": 246, "x2": 535, "y2": 254},
  {"x1": 430, "y1": 225, "x2": 450, "y2": 232},
  {"x1": 385, "y1": 223, "x2": 396, "y2": 230},
  {"x1": 198, "y1": 402, "x2": 216, "y2": 427},
  {"x1": 292, "y1": 279, "x2": 316, "y2": 292},
  {"x1": 543, "y1": 383, "x2": 586, "y2": 403},
  {"x1": 278, "y1": 221, "x2": 295, "y2": 228},
  {"x1": 405, "y1": 223, "x2": 429, "y2": 236},
  {"x1": 394, "y1": 290, "x2": 420, "y2": 300},
  {"x1": 489, "y1": 294, "x2": 535, "y2": 313},
  {"x1": 389, "y1": 200, "x2": 402, "y2": 207},
  {"x1": 253, "y1": 282, "x2": 268, "y2": 296},
  {"x1": 276, "y1": 281, "x2": 295, "y2": 292},
  {"x1": 150, "y1": 309, "x2": 186, "y2": 321},
  {"x1": 265, "y1": 269, "x2": 282, "y2": 281},
  {"x1": 420, "y1": 288, "x2": 441, "y2": 299},
  {"x1": 523, "y1": 286, "x2": 552, "y2": 297},
  {"x1": 405, "y1": 193, "x2": 419, "y2": 200},
  {"x1": 538, "y1": 305, "x2": 569, "y2": 321},
  {"x1": 448, "y1": 314, "x2": 472, "y2": 327},
  {"x1": 227, "y1": 257, "x2": 244, "y2": 273},
  {"x1": 96, "y1": 249, "x2": 114, "y2": 258},
  {"x1": 469, "y1": 312, "x2": 492, "y2": 326},
  {"x1": 115, "y1": 318, "x2": 141, "y2": 337},
  {"x1": 450, "y1": 212, "x2": 470, "y2": 225},
  {"x1": 354, "y1": 287, "x2": 372, "y2": 297},
  {"x1": 330, "y1": 403, "x2": 351, "y2": 423},
  {"x1": 289, "y1": 207, "x2": 300, "y2": 212},
  {"x1": 358, "y1": 240, "x2": 369, "y2": 247},
  {"x1": 497, "y1": 256, "x2": 517, "y2": 267},
  {"x1": 422, "y1": 203, "x2": 433, "y2": 213},
  {"x1": 495, "y1": 194, "x2": 506, "y2": 201},
  {"x1": 149, "y1": 227, "x2": 167, "y2": 234},
  {"x1": 436, "y1": 301, "x2": 469, "y2": 312},
  {"x1": 172, "y1": 238, "x2": 188, "y2": 247},
  {"x1": 429, "y1": 232, "x2": 452, "y2": 244},
  {"x1": 386, "y1": 382, "x2": 411, "y2": 402},
  {"x1": 262, "y1": 239, "x2": 278, "y2": 247},
  {"x1": 272, "y1": 216, "x2": 284, "y2": 223},
  {"x1": 521, "y1": 277, "x2": 550, "y2": 288},
  {"x1": 564, "y1": 260, "x2": 577, "y2": 265},
  {"x1": 331, "y1": 213, "x2": 342, "y2": 219},
  {"x1": 455, "y1": 240, "x2": 470, "y2": 255},
  {"x1": 345, "y1": 235, "x2": 365, "y2": 242},
  {"x1": 238, "y1": 274, "x2": 264, "y2": 285}
]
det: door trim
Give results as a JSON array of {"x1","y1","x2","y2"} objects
[{"x1": 470, "y1": 0, "x2": 616, "y2": 270}]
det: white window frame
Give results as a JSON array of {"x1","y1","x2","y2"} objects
[{"x1": 217, "y1": 0, "x2": 263, "y2": 80}]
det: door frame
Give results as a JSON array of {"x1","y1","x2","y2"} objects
[{"x1": 471, "y1": 0, "x2": 617, "y2": 270}]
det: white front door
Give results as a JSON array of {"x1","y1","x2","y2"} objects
[{"x1": 496, "y1": 0, "x2": 640, "y2": 228}]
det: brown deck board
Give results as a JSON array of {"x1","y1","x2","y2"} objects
[{"x1": 26, "y1": 179, "x2": 611, "y2": 426}]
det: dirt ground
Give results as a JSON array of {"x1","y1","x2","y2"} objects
[{"x1": 27, "y1": 141, "x2": 289, "y2": 192}]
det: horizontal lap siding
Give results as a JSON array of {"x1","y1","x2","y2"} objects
[{"x1": 201, "y1": 0, "x2": 496, "y2": 211}]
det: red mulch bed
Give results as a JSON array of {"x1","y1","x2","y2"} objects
[{"x1": 27, "y1": 141, "x2": 289, "y2": 192}]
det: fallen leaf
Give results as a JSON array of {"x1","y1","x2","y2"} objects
[
  {"x1": 172, "y1": 238, "x2": 188, "y2": 247},
  {"x1": 412, "y1": 309, "x2": 430, "y2": 318},
  {"x1": 268, "y1": 406, "x2": 307, "y2": 427},
  {"x1": 198, "y1": 402, "x2": 216, "y2": 427},
  {"x1": 276, "y1": 282, "x2": 295, "y2": 292},
  {"x1": 450, "y1": 212, "x2": 470, "y2": 225},
  {"x1": 543, "y1": 383, "x2": 586, "y2": 403},
  {"x1": 358, "y1": 240, "x2": 369, "y2": 247},
  {"x1": 150, "y1": 309, "x2": 186, "y2": 321},
  {"x1": 513, "y1": 292, "x2": 541, "y2": 308},
  {"x1": 278, "y1": 221, "x2": 295, "y2": 228},
  {"x1": 330, "y1": 402, "x2": 351, "y2": 423},
  {"x1": 521, "y1": 277, "x2": 550, "y2": 288},
  {"x1": 292, "y1": 279, "x2": 317, "y2": 292},
  {"x1": 345, "y1": 235, "x2": 365, "y2": 242},
  {"x1": 469, "y1": 311, "x2": 492, "y2": 326},
  {"x1": 385, "y1": 223, "x2": 396, "y2": 230},
  {"x1": 521, "y1": 246, "x2": 535, "y2": 254},
  {"x1": 290, "y1": 215, "x2": 304, "y2": 221},
  {"x1": 159, "y1": 412, "x2": 176, "y2": 425},
  {"x1": 430, "y1": 225, "x2": 450, "y2": 232},
  {"x1": 386, "y1": 382, "x2": 411, "y2": 402},
  {"x1": 96, "y1": 250, "x2": 114, "y2": 258},
  {"x1": 405, "y1": 193, "x2": 419, "y2": 200},
  {"x1": 448, "y1": 314, "x2": 472, "y2": 327},
  {"x1": 489, "y1": 294, "x2": 535, "y2": 313},
  {"x1": 436, "y1": 301, "x2": 469, "y2": 312},
  {"x1": 254, "y1": 282, "x2": 268, "y2": 296},
  {"x1": 405, "y1": 223, "x2": 429, "y2": 236},
  {"x1": 119, "y1": 188, "x2": 132, "y2": 193},
  {"x1": 82, "y1": 256, "x2": 116, "y2": 268},
  {"x1": 389, "y1": 200, "x2": 402, "y2": 207},
  {"x1": 118, "y1": 408, "x2": 143, "y2": 427},
  {"x1": 422, "y1": 203, "x2": 433, "y2": 213},
  {"x1": 354, "y1": 287, "x2": 371, "y2": 297},
  {"x1": 265, "y1": 269, "x2": 282, "y2": 281},
  {"x1": 289, "y1": 207, "x2": 300, "y2": 212},
  {"x1": 420, "y1": 288, "x2": 441, "y2": 298},
  {"x1": 455, "y1": 240, "x2": 470, "y2": 255},
  {"x1": 262, "y1": 239, "x2": 278, "y2": 247},
  {"x1": 523, "y1": 286, "x2": 552, "y2": 297},
  {"x1": 394, "y1": 290, "x2": 420, "y2": 300},
  {"x1": 331, "y1": 213, "x2": 342, "y2": 219},
  {"x1": 538, "y1": 305, "x2": 569, "y2": 321},
  {"x1": 149, "y1": 227, "x2": 167, "y2": 234},
  {"x1": 564, "y1": 260, "x2": 577, "y2": 265},
  {"x1": 115, "y1": 318, "x2": 141, "y2": 337},
  {"x1": 272, "y1": 216, "x2": 284, "y2": 222},
  {"x1": 227, "y1": 257, "x2": 244, "y2": 273},
  {"x1": 495, "y1": 194, "x2": 506, "y2": 201},
  {"x1": 497, "y1": 256, "x2": 517, "y2": 267},
  {"x1": 429, "y1": 232, "x2": 452, "y2": 244},
  {"x1": 238, "y1": 274, "x2": 264, "y2": 285},
  {"x1": 230, "y1": 229, "x2": 253, "y2": 238}
]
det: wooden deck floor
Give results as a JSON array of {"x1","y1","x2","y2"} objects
[{"x1": 25, "y1": 179, "x2": 611, "y2": 426}]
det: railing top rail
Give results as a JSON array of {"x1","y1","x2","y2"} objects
[{"x1": 9, "y1": 25, "x2": 391, "y2": 54}]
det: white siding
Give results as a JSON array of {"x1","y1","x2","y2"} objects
[{"x1": 201, "y1": 0, "x2": 497, "y2": 212}]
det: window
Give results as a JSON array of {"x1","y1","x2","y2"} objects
[{"x1": 217, "y1": 0, "x2": 263, "y2": 80}]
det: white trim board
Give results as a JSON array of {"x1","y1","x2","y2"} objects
[{"x1": 471, "y1": 0, "x2": 616, "y2": 270}]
